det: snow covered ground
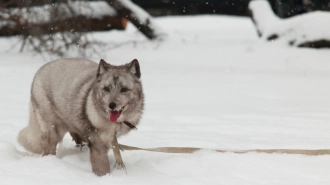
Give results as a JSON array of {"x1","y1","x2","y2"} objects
[{"x1": 1, "y1": 15, "x2": 330, "y2": 184}]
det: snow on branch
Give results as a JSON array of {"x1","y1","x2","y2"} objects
[
  {"x1": 248, "y1": 0, "x2": 330, "y2": 48},
  {"x1": 105, "y1": 0, "x2": 165, "y2": 40}
]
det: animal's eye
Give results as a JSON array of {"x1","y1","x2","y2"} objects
[
  {"x1": 120, "y1": 87, "x2": 129, "y2": 93},
  {"x1": 103, "y1": 87, "x2": 110, "y2": 92}
]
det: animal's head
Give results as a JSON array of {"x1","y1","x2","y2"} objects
[{"x1": 93, "y1": 59, "x2": 143, "y2": 124}]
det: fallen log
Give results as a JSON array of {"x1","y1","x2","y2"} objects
[
  {"x1": 105, "y1": 0, "x2": 164, "y2": 40},
  {"x1": 0, "y1": 1, "x2": 127, "y2": 37},
  {"x1": 0, "y1": 0, "x2": 58, "y2": 8},
  {"x1": 0, "y1": 15, "x2": 127, "y2": 37},
  {"x1": 248, "y1": 0, "x2": 330, "y2": 48}
]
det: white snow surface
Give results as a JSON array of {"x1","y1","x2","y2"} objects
[
  {"x1": 249, "y1": 0, "x2": 330, "y2": 46},
  {"x1": 1, "y1": 15, "x2": 330, "y2": 184}
]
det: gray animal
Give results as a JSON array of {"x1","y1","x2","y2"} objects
[{"x1": 18, "y1": 58, "x2": 144, "y2": 176}]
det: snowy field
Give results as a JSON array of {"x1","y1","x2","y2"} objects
[{"x1": 1, "y1": 15, "x2": 330, "y2": 184}]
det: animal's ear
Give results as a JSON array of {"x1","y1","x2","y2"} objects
[
  {"x1": 97, "y1": 59, "x2": 108, "y2": 77},
  {"x1": 127, "y1": 59, "x2": 141, "y2": 78}
]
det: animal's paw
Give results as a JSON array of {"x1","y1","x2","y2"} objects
[
  {"x1": 93, "y1": 168, "x2": 110, "y2": 176},
  {"x1": 113, "y1": 162, "x2": 127, "y2": 174},
  {"x1": 75, "y1": 142, "x2": 88, "y2": 151}
]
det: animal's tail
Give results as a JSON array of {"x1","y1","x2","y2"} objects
[
  {"x1": 17, "y1": 102, "x2": 44, "y2": 155},
  {"x1": 18, "y1": 125, "x2": 44, "y2": 154}
]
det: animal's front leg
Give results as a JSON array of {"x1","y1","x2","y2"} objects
[
  {"x1": 89, "y1": 143, "x2": 110, "y2": 176},
  {"x1": 112, "y1": 135, "x2": 126, "y2": 172}
]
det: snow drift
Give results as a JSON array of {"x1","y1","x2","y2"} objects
[{"x1": 249, "y1": 0, "x2": 330, "y2": 48}]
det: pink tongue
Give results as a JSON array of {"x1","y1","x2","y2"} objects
[{"x1": 110, "y1": 111, "x2": 120, "y2": 123}]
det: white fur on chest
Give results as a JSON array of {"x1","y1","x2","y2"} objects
[{"x1": 86, "y1": 93, "x2": 117, "y2": 147}]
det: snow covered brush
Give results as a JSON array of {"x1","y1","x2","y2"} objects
[{"x1": 248, "y1": 0, "x2": 330, "y2": 48}]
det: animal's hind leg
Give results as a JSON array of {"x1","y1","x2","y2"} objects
[
  {"x1": 41, "y1": 132, "x2": 57, "y2": 155},
  {"x1": 70, "y1": 132, "x2": 87, "y2": 150},
  {"x1": 41, "y1": 125, "x2": 65, "y2": 156},
  {"x1": 70, "y1": 132, "x2": 83, "y2": 145}
]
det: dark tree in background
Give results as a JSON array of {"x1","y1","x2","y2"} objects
[
  {"x1": 3, "y1": 0, "x2": 330, "y2": 17},
  {"x1": 131, "y1": 0, "x2": 251, "y2": 16},
  {"x1": 130, "y1": 0, "x2": 330, "y2": 17},
  {"x1": 270, "y1": 0, "x2": 330, "y2": 18}
]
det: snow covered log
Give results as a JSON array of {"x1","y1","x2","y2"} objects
[
  {"x1": 0, "y1": 15, "x2": 127, "y2": 37},
  {"x1": 0, "y1": 0, "x2": 55, "y2": 8},
  {"x1": 0, "y1": 1, "x2": 127, "y2": 37},
  {"x1": 105, "y1": 0, "x2": 164, "y2": 40},
  {"x1": 248, "y1": 0, "x2": 330, "y2": 48}
]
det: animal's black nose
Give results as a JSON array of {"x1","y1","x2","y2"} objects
[{"x1": 109, "y1": 102, "x2": 116, "y2": 110}]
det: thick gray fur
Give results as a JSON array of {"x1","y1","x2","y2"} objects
[{"x1": 18, "y1": 58, "x2": 144, "y2": 176}]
